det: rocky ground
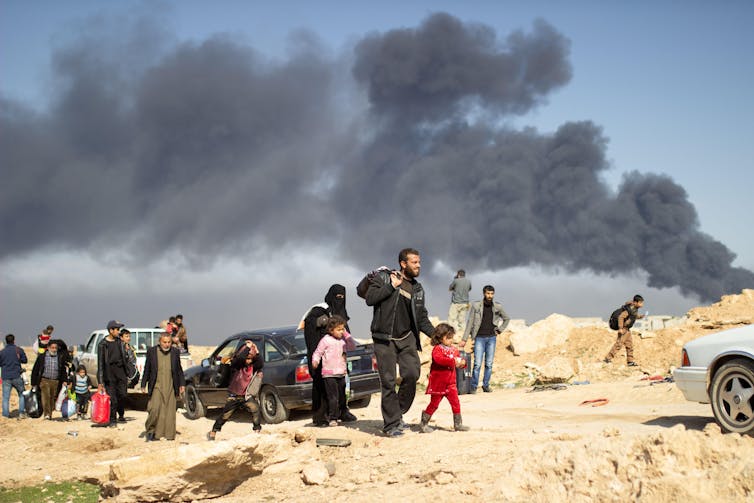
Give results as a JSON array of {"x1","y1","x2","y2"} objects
[{"x1": 2, "y1": 290, "x2": 754, "y2": 502}]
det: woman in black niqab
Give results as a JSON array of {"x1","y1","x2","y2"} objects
[{"x1": 324, "y1": 284, "x2": 350, "y2": 331}]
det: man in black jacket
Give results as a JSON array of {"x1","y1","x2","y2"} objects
[
  {"x1": 366, "y1": 248, "x2": 435, "y2": 437},
  {"x1": 30, "y1": 340, "x2": 68, "y2": 420},
  {"x1": 141, "y1": 333, "x2": 186, "y2": 441},
  {"x1": 97, "y1": 320, "x2": 129, "y2": 427}
]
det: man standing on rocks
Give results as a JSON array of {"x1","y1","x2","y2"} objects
[
  {"x1": 447, "y1": 269, "x2": 471, "y2": 336},
  {"x1": 175, "y1": 314, "x2": 189, "y2": 353},
  {"x1": 604, "y1": 294, "x2": 644, "y2": 367},
  {"x1": 97, "y1": 320, "x2": 129, "y2": 427},
  {"x1": 462, "y1": 285, "x2": 510, "y2": 394},
  {"x1": 365, "y1": 248, "x2": 435, "y2": 437}
]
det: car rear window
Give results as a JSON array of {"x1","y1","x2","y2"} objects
[
  {"x1": 276, "y1": 331, "x2": 308, "y2": 355},
  {"x1": 131, "y1": 330, "x2": 165, "y2": 351}
]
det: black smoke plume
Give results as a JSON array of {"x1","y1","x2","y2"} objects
[{"x1": 1, "y1": 11, "x2": 750, "y2": 302}]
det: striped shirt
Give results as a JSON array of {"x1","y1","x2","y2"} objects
[{"x1": 75, "y1": 375, "x2": 89, "y2": 394}]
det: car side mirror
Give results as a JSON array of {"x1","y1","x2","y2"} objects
[{"x1": 201, "y1": 358, "x2": 210, "y2": 368}]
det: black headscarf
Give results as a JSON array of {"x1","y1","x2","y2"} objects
[{"x1": 324, "y1": 284, "x2": 349, "y2": 322}]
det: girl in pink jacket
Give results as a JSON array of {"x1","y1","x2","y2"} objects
[{"x1": 312, "y1": 315, "x2": 356, "y2": 426}]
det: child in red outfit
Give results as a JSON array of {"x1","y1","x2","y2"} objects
[{"x1": 420, "y1": 323, "x2": 470, "y2": 433}]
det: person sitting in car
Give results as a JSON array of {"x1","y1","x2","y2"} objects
[{"x1": 207, "y1": 340, "x2": 264, "y2": 440}]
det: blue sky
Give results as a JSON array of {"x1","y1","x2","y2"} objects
[{"x1": 2, "y1": 1, "x2": 753, "y2": 344}]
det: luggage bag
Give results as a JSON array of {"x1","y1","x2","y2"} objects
[{"x1": 456, "y1": 350, "x2": 472, "y2": 395}]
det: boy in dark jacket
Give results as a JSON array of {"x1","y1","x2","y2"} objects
[
  {"x1": 97, "y1": 320, "x2": 129, "y2": 426},
  {"x1": 207, "y1": 340, "x2": 264, "y2": 440}
]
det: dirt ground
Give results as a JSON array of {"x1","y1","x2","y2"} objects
[{"x1": 2, "y1": 290, "x2": 754, "y2": 502}]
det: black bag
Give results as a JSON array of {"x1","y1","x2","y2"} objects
[
  {"x1": 608, "y1": 306, "x2": 625, "y2": 330},
  {"x1": 127, "y1": 369, "x2": 141, "y2": 388},
  {"x1": 456, "y1": 351, "x2": 473, "y2": 395},
  {"x1": 24, "y1": 388, "x2": 42, "y2": 418},
  {"x1": 356, "y1": 266, "x2": 392, "y2": 299}
]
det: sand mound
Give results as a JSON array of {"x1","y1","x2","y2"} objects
[{"x1": 506, "y1": 425, "x2": 754, "y2": 502}]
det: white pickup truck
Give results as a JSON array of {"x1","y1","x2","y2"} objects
[{"x1": 75, "y1": 328, "x2": 193, "y2": 388}]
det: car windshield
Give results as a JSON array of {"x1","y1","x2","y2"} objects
[{"x1": 276, "y1": 331, "x2": 308, "y2": 355}]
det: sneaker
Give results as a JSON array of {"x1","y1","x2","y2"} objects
[
  {"x1": 627, "y1": 362, "x2": 639, "y2": 367},
  {"x1": 206, "y1": 432, "x2": 215, "y2": 441},
  {"x1": 252, "y1": 424, "x2": 262, "y2": 432},
  {"x1": 340, "y1": 411, "x2": 358, "y2": 422},
  {"x1": 398, "y1": 419, "x2": 409, "y2": 431},
  {"x1": 146, "y1": 432, "x2": 156, "y2": 441},
  {"x1": 482, "y1": 386, "x2": 492, "y2": 393},
  {"x1": 108, "y1": 421, "x2": 118, "y2": 428},
  {"x1": 328, "y1": 420, "x2": 339, "y2": 427},
  {"x1": 469, "y1": 388, "x2": 477, "y2": 394},
  {"x1": 117, "y1": 416, "x2": 127, "y2": 423},
  {"x1": 384, "y1": 427, "x2": 404, "y2": 438},
  {"x1": 18, "y1": 413, "x2": 28, "y2": 420}
]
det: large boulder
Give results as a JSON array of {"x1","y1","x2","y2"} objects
[
  {"x1": 101, "y1": 434, "x2": 292, "y2": 501},
  {"x1": 538, "y1": 356, "x2": 575, "y2": 383},
  {"x1": 509, "y1": 314, "x2": 575, "y2": 355},
  {"x1": 301, "y1": 462, "x2": 331, "y2": 485}
]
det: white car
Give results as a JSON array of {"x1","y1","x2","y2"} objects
[
  {"x1": 76, "y1": 328, "x2": 193, "y2": 388},
  {"x1": 673, "y1": 324, "x2": 754, "y2": 434}
]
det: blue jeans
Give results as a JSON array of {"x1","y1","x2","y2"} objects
[
  {"x1": 2, "y1": 376, "x2": 26, "y2": 417},
  {"x1": 471, "y1": 336, "x2": 497, "y2": 389}
]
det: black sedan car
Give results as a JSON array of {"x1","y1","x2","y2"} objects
[{"x1": 183, "y1": 326, "x2": 380, "y2": 424}]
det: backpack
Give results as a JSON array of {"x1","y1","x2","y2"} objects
[
  {"x1": 609, "y1": 305, "x2": 628, "y2": 330},
  {"x1": 356, "y1": 266, "x2": 392, "y2": 299}
]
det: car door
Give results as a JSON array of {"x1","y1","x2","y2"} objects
[
  {"x1": 261, "y1": 337, "x2": 292, "y2": 385},
  {"x1": 79, "y1": 332, "x2": 102, "y2": 386},
  {"x1": 200, "y1": 336, "x2": 242, "y2": 405}
]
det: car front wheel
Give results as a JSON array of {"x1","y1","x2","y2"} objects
[
  {"x1": 710, "y1": 358, "x2": 754, "y2": 434},
  {"x1": 259, "y1": 385, "x2": 289, "y2": 424},
  {"x1": 184, "y1": 384, "x2": 205, "y2": 420}
]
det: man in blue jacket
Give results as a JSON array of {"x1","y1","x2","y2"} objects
[{"x1": 1, "y1": 334, "x2": 28, "y2": 418}]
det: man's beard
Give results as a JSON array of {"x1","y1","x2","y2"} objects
[{"x1": 403, "y1": 267, "x2": 418, "y2": 279}]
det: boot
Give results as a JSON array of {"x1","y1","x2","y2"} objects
[
  {"x1": 453, "y1": 413, "x2": 469, "y2": 432},
  {"x1": 419, "y1": 411, "x2": 434, "y2": 433}
]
